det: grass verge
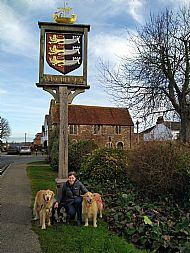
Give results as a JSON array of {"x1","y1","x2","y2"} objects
[{"x1": 27, "y1": 162, "x2": 147, "y2": 253}]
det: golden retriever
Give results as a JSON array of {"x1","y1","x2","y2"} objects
[
  {"x1": 82, "y1": 192, "x2": 103, "y2": 227},
  {"x1": 33, "y1": 189, "x2": 55, "y2": 230}
]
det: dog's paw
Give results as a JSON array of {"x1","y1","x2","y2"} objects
[
  {"x1": 56, "y1": 218, "x2": 61, "y2": 223},
  {"x1": 62, "y1": 217, "x2": 67, "y2": 223}
]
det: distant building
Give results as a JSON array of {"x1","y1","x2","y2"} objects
[
  {"x1": 43, "y1": 100, "x2": 135, "y2": 150},
  {"x1": 33, "y1": 133, "x2": 42, "y2": 150},
  {"x1": 141, "y1": 116, "x2": 181, "y2": 141},
  {"x1": 41, "y1": 115, "x2": 49, "y2": 150}
]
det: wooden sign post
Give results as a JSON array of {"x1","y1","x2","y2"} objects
[{"x1": 36, "y1": 4, "x2": 90, "y2": 196}]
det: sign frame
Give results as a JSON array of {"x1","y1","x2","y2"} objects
[{"x1": 36, "y1": 22, "x2": 90, "y2": 88}]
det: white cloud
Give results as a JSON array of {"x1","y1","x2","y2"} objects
[
  {"x1": 0, "y1": 2, "x2": 38, "y2": 59},
  {"x1": 160, "y1": 0, "x2": 190, "y2": 5},
  {"x1": 89, "y1": 31, "x2": 133, "y2": 64},
  {"x1": 128, "y1": 0, "x2": 144, "y2": 23},
  {"x1": 0, "y1": 88, "x2": 7, "y2": 95},
  {"x1": 106, "y1": 0, "x2": 145, "y2": 23}
]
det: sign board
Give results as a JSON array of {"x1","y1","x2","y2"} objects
[{"x1": 36, "y1": 22, "x2": 90, "y2": 88}]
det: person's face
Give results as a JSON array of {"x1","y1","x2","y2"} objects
[{"x1": 68, "y1": 175, "x2": 76, "y2": 185}]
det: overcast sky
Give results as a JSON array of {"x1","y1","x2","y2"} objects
[{"x1": 0, "y1": 0, "x2": 189, "y2": 142}]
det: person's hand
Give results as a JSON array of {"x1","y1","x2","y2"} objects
[{"x1": 54, "y1": 202, "x2": 58, "y2": 208}]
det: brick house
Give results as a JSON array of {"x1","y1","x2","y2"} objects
[
  {"x1": 43, "y1": 100, "x2": 135, "y2": 149},
  {"x1": 33, "y1": 132, "x2": 43, "y2": 150}
]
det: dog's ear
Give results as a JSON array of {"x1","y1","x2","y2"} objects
[
  {"x1": 43, "y1": 193, "x2": 46, "y2": 200},
  {"x1": 93, "y1": 193, "x2": 101, "y2": 197},
  {"x1": 81, "y1": 192, "x2": 89, "y2": 197}
]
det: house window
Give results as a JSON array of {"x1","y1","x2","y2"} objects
[
  {"x1": 106, "y1": 142, "x2": 113, "y2": 148},
  {"x1": 115, "y1": 126, "x2": 121, "y2": 134},
  {"x1": 93, "y1": 125, "x2": 101, "y2": 134},
  {"x1": 69, "y1": 125, "x2": 77, "y2": 135},
  {"x1": 117, "y1": 142, "x2": 124, "y2": 149}
]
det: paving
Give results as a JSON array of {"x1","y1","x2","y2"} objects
[{"x1": 1, "y1": 160, "x2": 42, "y2": 253}]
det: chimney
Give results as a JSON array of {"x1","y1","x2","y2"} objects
[{"x1": 156, "y1": 116, "x2": 164, "y2": 124}]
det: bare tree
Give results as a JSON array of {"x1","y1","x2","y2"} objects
[
  {"x1": 0, "y1": 117, "x2": 11, "y2": 140},
  {"x1": 99, "y1": 7, "x2": 190, "y2": 143}
]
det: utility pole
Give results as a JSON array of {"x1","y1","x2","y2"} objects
[{"x1": 25, "y1": 133, "x2": 27, "y2": 144}]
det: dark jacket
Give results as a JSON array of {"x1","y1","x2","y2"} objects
[{"x1": 59, "y1": 180, "x2": 88, "y2": 206}]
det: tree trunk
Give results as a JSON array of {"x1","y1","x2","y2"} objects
[{"x1": 180, "y1": 110, "x2": 190, "y2": 143}]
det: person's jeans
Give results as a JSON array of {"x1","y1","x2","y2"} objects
[
  {"x1": 65, "y1": 196, "x2": 83, "y2": 222},
  {"x1": 54, "y1": 197, "x2": 82, "y2": 222}
]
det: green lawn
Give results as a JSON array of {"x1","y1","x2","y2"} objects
[{"x1": 27, "y1": 162, "x2": 147, "y2": 253}]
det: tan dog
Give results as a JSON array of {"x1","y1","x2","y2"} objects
[
  {"x1": 82, "y1": 192, "x2": 103, "y2": 227},
  {"x1": 33, "y1": 189, "x2": 55, "y2": 230},
  {"x1": 93, "y1": 193, "x2": 103, "y2": 218}
]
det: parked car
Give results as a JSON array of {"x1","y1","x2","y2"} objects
[
  {"x1": 19, "y1": 146, "x2": 31, "y2": 155},
  {"x1": 7, "y1": 146, "x2": 19, "y2": 155}
]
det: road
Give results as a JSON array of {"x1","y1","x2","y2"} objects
[
  {"x1": 0, "y1": 153, "x2": 47, "y2": 175},
  {"x1": 1, "y1": 153, "x2": 43, "y2": 252}
]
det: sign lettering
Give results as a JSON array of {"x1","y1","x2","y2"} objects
[{"x1": 42, "y1": 74, "x2": 86, "y2": 85}]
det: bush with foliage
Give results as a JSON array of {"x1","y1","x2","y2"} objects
[
  {"x1": 49, "y1": 130, "x2": 98, "y2": 172},
  {"x1": 48, "y1": 126, "x2": 59, "y2": 170},
  {"x1": 50, "y1": 138, "x2": 59, "y2": 170},
  {"x1": 79, "y1": 171, "x2": 190, "y2": 252},
  {"x1": 80, "y1": 148, "x2": 128, "y2": 183},
  {"x1": 79, "y1": 144, "x2": 190, "y2": 252},
  {"x1": 68, "y1": 140, "x2": 98, "y2": 172},
  {"x1": 126, "y1": 142, "x2": 190, "y2": 200},
  {"x1": 104, "y1": 193, "x2": 190, "y2": 252}
]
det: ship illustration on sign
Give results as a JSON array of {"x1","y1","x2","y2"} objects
[
  {"x1": 46, "y1": 33, "x2": 82, "y2": 75},
  {"x1": 52, "y1": 1, "x2": 77, "y2": 24}
]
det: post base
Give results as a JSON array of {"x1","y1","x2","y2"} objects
[{"x1": 55, "y1": 177, "x2": 67, "y2": 200}]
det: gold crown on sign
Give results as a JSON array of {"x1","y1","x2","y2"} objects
[{"x1": 52, "y1": 1, "x2": 77, "y2": 24}]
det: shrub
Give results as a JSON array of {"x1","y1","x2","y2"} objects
[
  {"x1": 48, "y1": 126, "x2": 59, "y2": 170},
  {"x1": 49, "y1": 131, "x2": 98, "y2": 172},
  {"x1": 68, "y1": 140, "x2": 98, "y2": 172},
  {"x1": 127, "y1": 142, "x2": 190, "y2": 200},
  {"x1": 80, "y1": 148, "x2": 128, "y2": 183},
  {"x1": 50, "y1": 138, "x2": 59, "y2": 170}
]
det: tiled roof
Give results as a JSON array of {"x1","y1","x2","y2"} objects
[
  {"x1": 52, "y1": 103, "x2": 133, "y2": 126},
  {"x1": 140, "y1": 121, "x2": 181, "y2": 134},
  {"x1": 140, "y1": 126, "x2": 155, "y2": 134}
]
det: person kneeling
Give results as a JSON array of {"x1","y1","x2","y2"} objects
[{"x1": 53, "y1": 171, "x2": 88, "y2": 226}]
